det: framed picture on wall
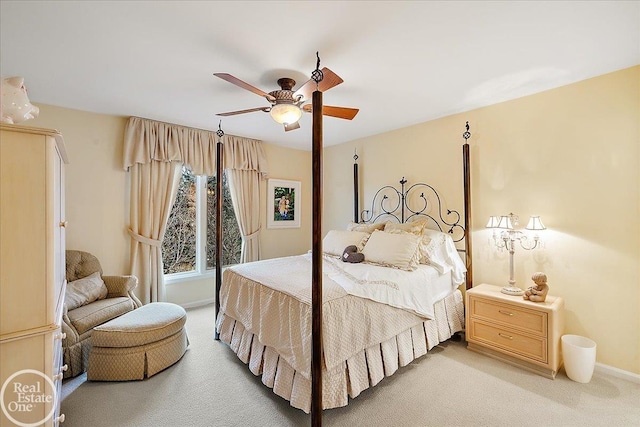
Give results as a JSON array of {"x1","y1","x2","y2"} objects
[{"x1": 267, "y1": 179, "x2": 301, "y2": 229}]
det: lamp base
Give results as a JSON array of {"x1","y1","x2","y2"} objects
[{"x1": 501, "y1": 286, "x2": 524, "y2": 296}]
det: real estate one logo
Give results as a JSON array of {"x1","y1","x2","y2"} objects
[{"x1": 1, "y1": 369, "x2": 56, "y2": 427}]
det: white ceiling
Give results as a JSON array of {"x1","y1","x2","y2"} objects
[{"x1": 1, "y1": 1, "x2": 638, "y2": 150}]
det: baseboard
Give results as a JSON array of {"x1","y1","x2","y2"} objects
[
  {"x1": 180, "y1": 298, "x2": 215, "y2": 309},
  {"x1": 595, "y1": 362, "x2": 640, "y2": 384}
]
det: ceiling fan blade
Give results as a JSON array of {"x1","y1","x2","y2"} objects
[
  {"x1": 302, "y1": 104, "x2": 359, "y2": 120},
  {"x1": 284, "y1": 121, "x2": 300, "y2": 132},
  {"x1": 293, "y1": 67, "x2": 344, "y2": 101},
  {"x1": 214, "y1": 73, "x2": 276, "y2": 102},
  {"x1": 216, "y1": 106, "x2": 270, "y2": 117}
]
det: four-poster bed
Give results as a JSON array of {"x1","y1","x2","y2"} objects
[
  {"x1": 215, "y1": 171, "x2": 471, "y2": 412},
  {"x1": 213, "y1": 62, "x2": 473, "y2": 424}
]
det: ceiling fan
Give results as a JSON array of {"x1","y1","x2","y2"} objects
[{"x1": 214, "y1": 68, "x2": 359, "y2": 132}]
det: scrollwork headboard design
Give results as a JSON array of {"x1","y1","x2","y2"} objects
[
  {"x1": 353, "y1": 122, "x2": 473, "y2": 290},
  {"x1": 359, "y1": 177, "x2": 466, "y2": 243}
]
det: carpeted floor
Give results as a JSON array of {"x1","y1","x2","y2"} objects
[{"x1": 61, "y1": 304, "x2": 640, "y2": 427}]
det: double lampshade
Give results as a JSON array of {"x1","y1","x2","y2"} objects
[{"x1": 486, "y1": 215, "x2": 546, "y2": 231}]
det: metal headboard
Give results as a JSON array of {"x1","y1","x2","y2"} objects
[{"x1": 359, "y1": 177, "x2": 466, "y2": 243}]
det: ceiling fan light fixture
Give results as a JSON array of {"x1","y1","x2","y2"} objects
[{"x1": 270, "y1": 103, "x2": 302, "y2": 125}]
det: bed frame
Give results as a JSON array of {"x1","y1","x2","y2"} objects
[{"x1": 214, "y1": 72, "x2": 473, "y2": 425}]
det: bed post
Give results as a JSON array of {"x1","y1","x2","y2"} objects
[
  {"x1": 462, "y1": 122, "x2": 473, "y2": 290},
  {"x1": 353, "y1": 149, "x2": 359, "y2": 223},
  {"x1": 214, "y1": 124, "x2": 224, "y2": 340},
  {"x1": 311, "y1": 89, "x2": 324, "y2": 427}
]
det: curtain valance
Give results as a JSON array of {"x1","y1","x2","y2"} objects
[{"x1": 123, "y1": 116, "x2": 268, "y2": 177}]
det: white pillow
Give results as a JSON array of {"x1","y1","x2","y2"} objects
[
  {"x1": 65, "y1": 271, "x2": 108, "y2": 310},
  {"x1": 418, "y1": 229, "x2": 462, "y2": 274},
  {"x1": 361, "y1": 230, "x2": 421, "y2": 271},
  {"x1": 323, "y1": 230, "x2": 370, "y2": 257},
  {"x1": 421, "y1": 227, "x2": 445, "y2": 238}
]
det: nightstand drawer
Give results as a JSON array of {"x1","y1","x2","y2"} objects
[
  {"x1": 470, "y1": 297, "x2": 547, "y2": 336},
  {"x1": 469, "y1": 320, "x2": 547, "y2": 363}
]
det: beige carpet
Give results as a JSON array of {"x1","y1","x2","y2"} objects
[{"x1": 61, "y1": 304, "x2": 640, "y2": 427}]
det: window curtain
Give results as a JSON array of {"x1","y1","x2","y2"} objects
[
  {"x1": 123, "y1": 117, "x2": 268, "y2": 303},
  {"x1": 127, "y1": 160, "x2": 182, "y2": 303},
  {"x1": 224, "y1": 135, "x2": 268, "y2": 263}
]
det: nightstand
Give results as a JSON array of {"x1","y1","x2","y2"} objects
[{"x1": 465, "y1": 283, "x2": 564, "y2": 379}]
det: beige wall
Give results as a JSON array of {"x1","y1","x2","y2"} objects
[
  {"x1": 28, "y1": 105, "x2": 131, "y2": 274},
  {"x1": 27, "y1": 105, "x2": 312, "y2": 306},
  {"x1": 324, "y1": 66, "x2": 640, "y2": 374},
  {"x1": 260, "y1": 144, "x2": 312, "y2": 259}
]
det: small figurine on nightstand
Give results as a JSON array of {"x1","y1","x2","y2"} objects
[{"x1": 523, "y1": 272, "x2": 549, "y2": 302}]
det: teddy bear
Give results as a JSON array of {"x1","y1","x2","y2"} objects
[
  {"x1": 341, "y1": 245, "x2": 364, "y2": 263},
  {"x1": 523, "y1": 272, "x2": 549, "y2": 302}
]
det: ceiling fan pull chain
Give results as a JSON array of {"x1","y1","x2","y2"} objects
[{"x1": 311, "y1": 51, "x2": 324, "y2": 86}]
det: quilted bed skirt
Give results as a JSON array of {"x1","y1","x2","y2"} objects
[{"x1": 216, "y1": 289, "x2": 464, "y2": 413}]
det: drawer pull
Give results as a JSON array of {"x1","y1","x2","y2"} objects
[
  {"x1": 60, "y1": 364, "x2": 68, "y2": 372},
  {"x1": 60, "y1": 221, "x2": 68, "y2": 228},
  {"x1": 56, "y1": 413, "x2": 65, "y2": 424},
  {"x1": 498, "y1": 333, "x2": 514, "y2": 340},
  {"x1": 498, "y1": 310, "x2": 514, "y2": 316},
  {"x1": 55, "y1": 332, "x2": 67, "y2": 340},
  {"x1": 53, "y1": 373, "x2": 64, "y2": 381}
]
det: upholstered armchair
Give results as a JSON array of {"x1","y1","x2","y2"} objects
[{"x1": 62, "y1": 250, "x2": 142, "y2": 378}]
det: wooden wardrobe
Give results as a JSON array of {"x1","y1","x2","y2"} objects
[{"x1": 0, "y1": 124, "x2": 68, "y2": 426}]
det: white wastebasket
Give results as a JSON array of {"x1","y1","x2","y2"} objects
[{"x1": 561, "y1": 334, "x2": 596, "y2": 383}]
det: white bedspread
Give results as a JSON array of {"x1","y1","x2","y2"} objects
[
  {"x1": 323, "y1": 255, "x2": 455, "y2": 318},
  {"x1": 220, "y1": 253, "x2": 461, "y2": 379}
]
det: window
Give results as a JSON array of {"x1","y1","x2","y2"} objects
[{"x1": 162, "y1": 166, "x2": 241, "y2": 277}]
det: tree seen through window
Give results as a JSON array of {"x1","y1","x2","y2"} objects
[{"x1": 162, "y1": 166, "x2": 241, "y2": 275}]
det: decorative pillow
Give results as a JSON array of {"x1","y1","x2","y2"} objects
[
  {"x1": 323, "y1": 230, "x2": 370, "y2": 257},
  {"x1": 346, "y1": 221, "x2": 385, "y2": 234},
  {"x1": 361, "y1": 229, "x2": 422, "y2": 271},
  {"x1": 384, "y1": 217, "x2": 428, "y2": 235},
  {"x1": 64, "y1": 271, "x2": 108, "y2": 310},
  {"x1": 341, "y1": 245, "x2": 364, "y2": 263}
]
